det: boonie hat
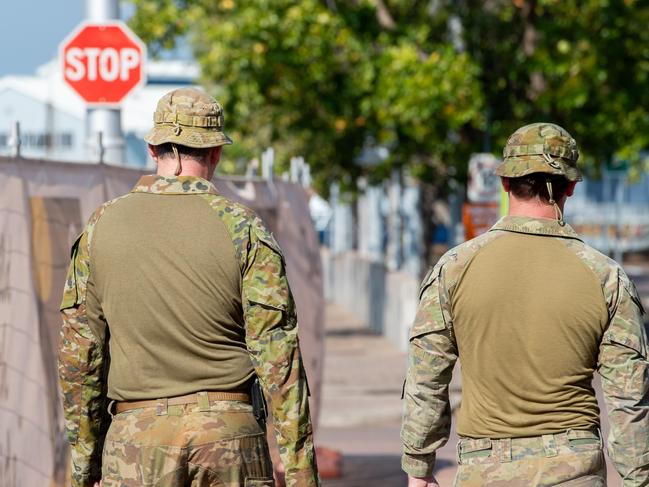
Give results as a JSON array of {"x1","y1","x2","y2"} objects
[
  {"x1": 144, "y1": 88, "x2": 233, "y2": 148},
  {"x1": 496, "y1": 122, "x2": 581, "y2": 182}
]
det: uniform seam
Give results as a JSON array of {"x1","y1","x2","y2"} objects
[
  {"x1": 196, "y1": 193, "x2": 254, "y2": 309},
  {"x1": 556, "y1": 238, "x2": 615, "y2": 327},
  {"x1": 197, "y1": 194, "x2": 253, "y2": 272},
  {"x1": 448, "y1": 231, "x2": 507, "y2": 308},
  {"x1": 88, "y1": 193, "x2": 133, "y2": 265},
  {"x1": 447, "y1": 231, "x2": 507, "y2": 290}
]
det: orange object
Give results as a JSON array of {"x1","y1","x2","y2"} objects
[{"x1": 463, "y1": 202, "x2": 500, "y2": 240}]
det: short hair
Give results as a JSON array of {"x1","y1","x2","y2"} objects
[
  {"x1": 507, "y1": 174, "x2": 570, "y2": 202},
  {"x1": 152, "y1": 143, "x2": 211, "y2": 162}
]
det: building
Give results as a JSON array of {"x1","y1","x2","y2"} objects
[{"x1": 0, "y1": 58, "x2": 199, "y2": 167}]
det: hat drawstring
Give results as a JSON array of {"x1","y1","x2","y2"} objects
[
  {"x1": 172, "y1": 143, "x2": 182, "y2": 176},
  {"x1": 546, "y1": 179, "x2": 565, "y2": 226},
  {"x1": 543, "y1": 152, "x2": 562, "y2": 170}
]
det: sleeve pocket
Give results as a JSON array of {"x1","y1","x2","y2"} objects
[
  {"x1": 605, "y1": 329, "x2": 648, "y2": 359},
  {"x1": 411, "y1": 266, "x2": 448, "y2": 339},
  {"x1": 245, "y1": 227, "x2": 289, "y2": 311}
]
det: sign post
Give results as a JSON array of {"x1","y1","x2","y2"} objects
[
  {"x1": 463, "y1": 153, "x2": 501, "y2": 240},
  {"x1": 60, "y1": 1, "x2": 146, "y2": 164}
]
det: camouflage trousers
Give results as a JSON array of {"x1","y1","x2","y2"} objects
[
  {"x1": 101, "y1": 399, "x2": 275, "y2": 486},
  {"x1": 454, "y1": 429, "x2": 606, "y2": 487}
]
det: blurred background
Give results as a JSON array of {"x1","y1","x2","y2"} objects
[{"x1": 1, "y1": 1, "x2": 649, "y2": 486}]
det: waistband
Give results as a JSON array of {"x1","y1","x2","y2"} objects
[
  {"x1": 113, "y1": 391, "x2": 251, "y2": 415},
  {"x1": 458, "y1": 429, "x2": 602, "y2": 463}
]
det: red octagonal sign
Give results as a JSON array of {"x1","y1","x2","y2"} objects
[{"x1": 60, "y1": 22, "x2": 147, "y2": 106}]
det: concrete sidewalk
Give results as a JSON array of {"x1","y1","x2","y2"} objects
[{"x1": 316, "y1": 304, "x2": 459, "y2": 486}]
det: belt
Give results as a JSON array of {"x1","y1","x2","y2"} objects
[
  {"x1": 457, "y1": 429, "x2": 602, "y2": 464},
  {"x1": 115, "y1": 391, "x2": 251, "y2": 414}
]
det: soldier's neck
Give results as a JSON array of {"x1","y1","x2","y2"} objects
[
  {"x1": 507, "y1": 196, "x2": 565, "y2": 220},
  {"x1": 156, "y1": 158, "x2": 211, "y2": 180}
]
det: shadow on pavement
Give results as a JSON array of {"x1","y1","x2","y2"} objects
[
  {"x1": 322, "y1": 454, "x2": 456, "y2": 486},
  {"x1": 322, "y1": 454, "x2": 405, "y2": 486}
]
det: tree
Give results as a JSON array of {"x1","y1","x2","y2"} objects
[
  {"x1": 452, "y1": 0, "x2": 649, "y2": 176},
  {"x1": 129, "y1": 0, "x2": 649, "y2": 266},
  {"x1": 128, "y1": 0, "x2": 484, "y2": 186}
]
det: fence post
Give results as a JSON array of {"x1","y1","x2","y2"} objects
[
  {"x1": 290, "y1": 156, "x2": 301, "y2": 183},
  {"x1": 97, "y1": 131, "x2": 105, "y2": 164},
  {"x1": 301, "y1": 162, "x2": 311, "y2": 187},
  {"x1": 246, "y1": 158, "x2": 259, "y2": 178},
  {"x1": 261, "y1": 147, "x2": 274, "y2": 181},
  {"x1": 9, "y1": 121, "x2": 21, "y2": 158}
]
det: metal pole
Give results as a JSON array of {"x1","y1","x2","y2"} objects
[
  {"x1": 613, "y1": 173, "x2": 625, "y2": 264},
  {"x1": 85, "y1": 0, "x2": 125, "y2": 165}
]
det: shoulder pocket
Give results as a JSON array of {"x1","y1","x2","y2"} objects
[
  {"x1": 60, "y1": 234, "x2": 83, "y2": 310},
  {"x1": 605, "y1": 277, "x2": 648, "y2": 357},
  {"x1": 245, "y1": 225, "x2": 288, "y2": 311},
  {"x1": 253, "y1": 224, "x2": 284, "y2": 261},
  {"x1": 418, "y1": 266, "x2": 436, "y2": 300},
  {"x1": 625, "y1": 278, "x2": 646, "y2": 316},
  {"x1": 410, "y1": 264, "x2": 448, "y2": 339}
]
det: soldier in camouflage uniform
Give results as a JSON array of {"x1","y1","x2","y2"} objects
[
  {"x1": 58, "y1": 88, "x2": 319, "y2": 487},
  {"x1": 401, "y1": 123, "x2": 649, "y2": 486}
]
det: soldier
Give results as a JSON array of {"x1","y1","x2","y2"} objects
[
  {"x1": 58, "y1": 88, "x2": 319, "y2": 487},
  {"x1": 401, "y1": 123, "x2": 649, "y2": 486}
]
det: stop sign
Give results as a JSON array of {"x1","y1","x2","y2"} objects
[{"x1": 60, "y1": 21, "x2": 147, "y2": 105}]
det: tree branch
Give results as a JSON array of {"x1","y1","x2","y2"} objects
[{"x1": 375, "y1": 0, "x2": 397, "y2": 30}]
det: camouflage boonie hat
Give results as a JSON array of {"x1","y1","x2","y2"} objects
[
  {"x1": 144, "y1": 88, "x2": 233, "y2": 148},
  {"x1": 496, "y1": 122, "x2": 582, "y2": 182}
]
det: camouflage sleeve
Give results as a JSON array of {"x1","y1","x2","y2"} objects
[
  {"x1": 58, "y1": 224, "x2": 109, "y2": 487},
  {"x1": 401, "y1": 262, "x2": 458, "y2": 478},
  {"x1": 598, "y1": 270, "x2": 649, "y2": 486},
  {"x1": 242, "y1": 219, "x2": 319, "y2": 487}
]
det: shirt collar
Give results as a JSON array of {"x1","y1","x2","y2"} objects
[
  {"x1": 131, "y1": 175, "x2": 218, "y2": 195},
  {"x1": 490, "y1": 215, "x2": 582, "y2": 241}
]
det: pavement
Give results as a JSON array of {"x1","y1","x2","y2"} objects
[
  {"x1": 316, "y1": 304, "x2": 457, "y2": 486},
  {"x1": 315, "y1": 289, "x2": 645, "y2": 486}
]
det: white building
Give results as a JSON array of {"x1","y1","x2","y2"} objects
[{"x1": 0, "y1": 58, "x2": 199, "y2": 166}]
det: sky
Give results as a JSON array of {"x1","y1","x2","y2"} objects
[{"x1": 0, "y1": 1, "x2": 136, "y2": 76}]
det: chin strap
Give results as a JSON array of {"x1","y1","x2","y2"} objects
[
  {"x1": 171, "y1": 143, "x2": 182, "y2": 176},
  {"x1": 545, "y1": 179, "x2": 565, "y2": 226}
]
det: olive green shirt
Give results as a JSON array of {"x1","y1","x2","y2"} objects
[
  {"x1": 59, "y1": 175, "x2": 319, "y2": 487},
  {"x1": 87, "y1": 179, "x2": 253, "y2": 400},
  {"x1": 402, "y1": 216, "x2": 649, "y2": 484},
  {"x1": 452, "y1": 222, "x2": 607, "y2": 436}
]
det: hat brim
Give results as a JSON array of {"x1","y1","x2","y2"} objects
[
  {"x1": 495, "y1": 156, "x2": 582, "y2": 182},
  {"x1": 144, "y1": 126, "x2": 233, "y2": 148}
]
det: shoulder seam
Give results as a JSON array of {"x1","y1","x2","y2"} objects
[
  {"x1": 197, "y1": 193, "x2": 256, "y2": 274},
  {"x1": 88, "y1": 193, "x2": 132, "y2": 255},
  {"x1": 442, "y1": 231, "x2": 506, "y2": 290},
  {"x1": 555, "y1": 238, "x2": 619, "y2": 323}
]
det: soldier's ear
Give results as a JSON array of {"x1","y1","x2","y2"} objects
[
  {"x1": 565, "y1": 181, "x2": 577, "y2": 197},
  {"x1": 147, "y1": 144, "x2": 159, "y2": 163},
  {"x1": 500, "y1": 177, "x2": 511, "y2": 193},
  {"x1": 209, "y1": 146, "x2": 223, "y2": 165}
]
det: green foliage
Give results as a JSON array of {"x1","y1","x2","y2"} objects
[
  {"x1": 453, "y1": 0, "x2": 649, "y2": 173},
  {"x1": 128, "y1": 0, "x2": 483, "y2": 191},
  {"x1": 128, "y1": 0, "x2": 649, "y2": 190}
]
